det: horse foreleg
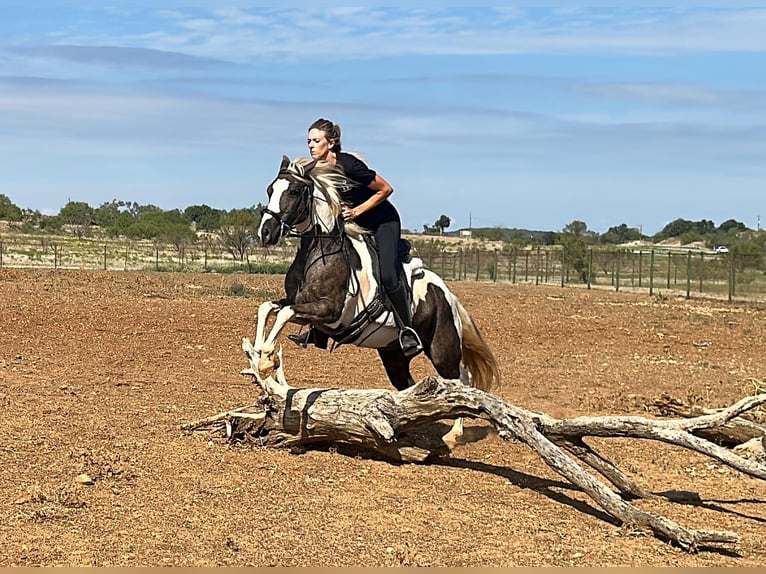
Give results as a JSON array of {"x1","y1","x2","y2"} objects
[
  {"x1": 255, "y1": 301, "x2": 281, "y2": 352},
  {"x1": 257, "y1": 306, "x2": 297, "y2": 377}
]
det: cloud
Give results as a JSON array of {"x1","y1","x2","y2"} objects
[
  {"x1": 6, "y1": 7, "x2": 766, "y2": 67},
  {"x1": 5, "y1": 45, "x2": 225, "y2": 70}
]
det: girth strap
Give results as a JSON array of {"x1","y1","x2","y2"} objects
[{"x1": 330, "y1": 293, "x2": 388, "y2": 347}]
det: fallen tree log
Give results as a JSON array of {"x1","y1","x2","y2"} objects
[
  {"x1": 183, "y1": 338, "x2": 766, "y2": 552},
  {"x1": 651, "y1": 391, "x2": 766, "y2": 447}
]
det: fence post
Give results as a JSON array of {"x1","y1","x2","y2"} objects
[
  {"x1": 560, "y1": 250, "x2": 565, "y2": 288},
  {"x1": 524, "y1": 251, "x2": 529, "y2": 282},
  {"x1": 666, "y1": 252, "x2": 671, "y2": 289},
  {"x1": 699, "y1": 252, "x2": 704, "y2": 294},
  {"x1": 649, "y1": 249, "x2": 655, "y2": 296},
  {"x1": 493, "y1": 249, "x2": 498, "y2": 282},
  {"x1": 451, "y1": 251, "x2": 457, "y2": 280},
  {"x1": 103, "y1": 244, "x2": 107, "y2": 270},
  {"x1": 728, "y1": 252, "x2": 734, "y2": 302},
  {"x1": 0, "y1": 238, "x2": 3, "y2": 268},
  {"x1": 587, "y1": 248, "x2": 592, "y2": 289},
  {"x1": 124, "y1": 243, "x2": 129, "y2": 271},
  {"x1": 686, "y1": 250, "x2": 692, "y2": 299},
  {"x1": 615, "y1": 249, "x2": 621, "y2": 292},
  {"x1": 637, "y1": 250, "x2": 643, "y2": 287},
  {"x1": 475, "y1": 250, "x2": 481, "y2": 281},
  {"x1": 440, "y1": 248, "x2": 446, "y2": 278},
  {"x1": 535, "y1": 246, "x2": 540, "y2": 285},
  {"x1": 53, "y1": 244, "x2": 58, "y2": 271},
  {"x1": 512, "y1": 249, "x2": 517, "y2": 283}
]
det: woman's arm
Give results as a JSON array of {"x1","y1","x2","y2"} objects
[{"x1": 342, "y1": 174, "x2": 393, "y2": 221}]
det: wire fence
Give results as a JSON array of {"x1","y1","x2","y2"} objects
[
  {"x1": 0, "y1": 234, "x2": 294, "y2": 273},
  {"x1": 2, "y1": 234, "x2": 765, "y2": 303},
  {"x1": 418, "y1": 245, "x2": 766, "y2": 303}
]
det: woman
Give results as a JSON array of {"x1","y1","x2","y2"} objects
[{"x1": 288, "y1": 118, "x2": 423, "y2": 358}]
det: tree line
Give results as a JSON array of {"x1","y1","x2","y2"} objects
[
  {"x1": 0, "y1": 195, "x2": 265, "y2": 262},
  {"x1": 2, "y1": 194, "x2": 763, "y2": 275}
]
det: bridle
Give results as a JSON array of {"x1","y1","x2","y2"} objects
[{"x1": 262, "y1": 170, "x2": 343, "y2": 240}]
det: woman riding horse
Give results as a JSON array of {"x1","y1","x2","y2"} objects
[{"x1": 287, "y1": 118, "x2": 423, "y2": 358}]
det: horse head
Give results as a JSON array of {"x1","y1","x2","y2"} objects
[
  {"x1": 258, "y1": 155, "x2": 347, "y2": 246},
  {"x1": 258, "y1": 155, "x2": 318, "y2": 246}
]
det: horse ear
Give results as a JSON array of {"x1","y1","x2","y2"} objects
[
  {"x1": 280, "y1": 155, "x2": 290, "y2": 170},
  {"x1": 303, "y1": 159, "x2": 318, "y2": 174}
]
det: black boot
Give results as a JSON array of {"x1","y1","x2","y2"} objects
[
  {"x1": 386, "y1": 282, "x2": 423, "y2": 359},
  {"x1": 287, "y1": 328, "x2": 312, "y2": 348},
  {"x1": 287, "y1": 326, "x2": 329, "y2": 350}
]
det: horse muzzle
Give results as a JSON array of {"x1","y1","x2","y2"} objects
[{"x1": 259, "y1": 217, "x2": 282, "y2": 246}]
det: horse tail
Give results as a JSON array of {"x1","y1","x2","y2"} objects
[{"x1": 455, "y1": 300, "x2": 501, "y2": 392}]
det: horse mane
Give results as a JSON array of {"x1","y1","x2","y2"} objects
[{"x1": 291, "y1": 157, "x2": 366, "y2": 237}]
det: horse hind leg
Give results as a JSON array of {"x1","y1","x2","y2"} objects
[
  {"x1": 412, "y1": 284, "x2": 470, "y2": 450},
  {"x1": 377, "y1": 347, "x2": 415, "y2": 391}
]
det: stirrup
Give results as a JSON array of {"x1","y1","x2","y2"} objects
[
  {"x1": 399, "y1": 327, "x2": 423, "y2": 359},
  {"x1": 288, "y1": 330, "x2": 312, "y2": 348}
]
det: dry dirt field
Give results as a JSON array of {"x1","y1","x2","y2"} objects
[{"x1": 1, "y1": 269, "x2": 765, "y2": 567}]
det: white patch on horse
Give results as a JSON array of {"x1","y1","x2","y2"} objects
[
  {"x1": 266, "y1": 179, "x2": 289, "y2": 214},
  {"x1": 312, "y1": 188, "x2": 336, "y2": 232},
  {"x1": 257, "y1": 178, "x2": 290, "y2": 239},
  {"x1": 414, "y1": 269, "x2": 464, "y2": 342}
]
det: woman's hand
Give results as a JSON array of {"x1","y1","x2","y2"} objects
[{"x1": 341, "y1": 206, "x2": 358, "y2": 221}]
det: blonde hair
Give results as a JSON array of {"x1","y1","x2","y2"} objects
[{"x1": 291, "y1": 157, "x2": 365, "y2": 237}]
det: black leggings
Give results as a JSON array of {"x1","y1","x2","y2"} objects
[{"x1": 373, "y1": 219, "x2": 401, "y2": 293}]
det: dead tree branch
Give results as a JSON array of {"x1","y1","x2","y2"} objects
[{"x1": 182, "y1": 338, "x2": 766, "y2": 551}]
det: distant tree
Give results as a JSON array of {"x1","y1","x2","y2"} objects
[
  {"x1": 600, "y1": 223, "x2": 643, "y2": 245},
  {"x1": 433, "y1": 214, "x2": 451, "y2": 235},
  {"x1": 540, "y1": 231, "x2": 559, "y2": 246},
  {"x1": 219, "y1": 208, "x2": 261, "y2": 261},
  {"x1": 717, "y1": 219, "x2": 748, "y2": 234},
  {"x1": 184, "y1": 204, "x2": 224, "y2": 232},
  {"x1": 39, "y1": 215, "x2": 63, "y2": 232},
  {"x1": 472, "y1": 227, "x2": 503, "y2": 241},
  {"x1": 560, "y1": 220, "x2": 591, "y2": 283},
  {"x1": 655, "y1": 218, "x2": 715, "y2": 241},
  {"x1": 161, "y1": 222, "x2": 197, "y2": 266},
  {"x1": 679, "y1": 231, "x2": 704, "y2": 245},
  {"x1": 58, "y1": 201, "x2": 94, "y2": 237},
  {"x1": 93, "y1": 200, "x2": 126, "y2": 228},
  {"x1": 0, "y1": 194, "x2": 23, "y2": 221}
]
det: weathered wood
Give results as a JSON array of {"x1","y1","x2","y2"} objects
[
  {"x1": 182, "y1": 338, "x2": 766, "y2": 551},
  {"x1": 652, "y1": 392, "x2": 766, "y2": 445}
]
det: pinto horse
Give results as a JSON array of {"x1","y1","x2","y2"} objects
[{"x1": 253, "y1": 156, "x2": 501, "y2": 446}]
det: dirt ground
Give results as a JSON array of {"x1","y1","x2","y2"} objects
[{"x1": 1, "y1": 269, "x2": 765, "y2": 566}]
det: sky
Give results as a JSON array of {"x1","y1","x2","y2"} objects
[{"x1": 1, "y1": 4, "x2": 765, "y2": 235}]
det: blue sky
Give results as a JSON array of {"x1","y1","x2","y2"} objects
[{"x1": 2, "y1": 5, "x2": 765, "y2": 235}]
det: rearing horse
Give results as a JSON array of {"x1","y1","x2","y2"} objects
[{"x1": 254, "y1": 156, "x2": 501, "y2": 445}]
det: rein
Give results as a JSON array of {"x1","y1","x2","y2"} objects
[{"x1": 265, "y1": 169, "x2": 345, "y2": 241}]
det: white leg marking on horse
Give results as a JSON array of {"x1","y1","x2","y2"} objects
[
  {"x1": 442, "y1": 418, "x2": 465, "y2": 450},
  {"x1": 257, "y1": 306, "x2": 296, "y2": 376},
  {"x1": 255, "y1": 301, "x2": 279, "y2": 352}
]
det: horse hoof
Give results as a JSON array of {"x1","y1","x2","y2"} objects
[{"x1": 441, "y1": 433, "x2": 461, "y2": 450}]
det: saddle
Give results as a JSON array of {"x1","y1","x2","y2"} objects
[{"x1": 330, "y1": 235, "x2": 423, "y2": 346}]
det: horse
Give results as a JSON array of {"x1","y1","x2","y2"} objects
[{"x1": 253, "y1": 155, "x2": 501, "y2": 447}]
